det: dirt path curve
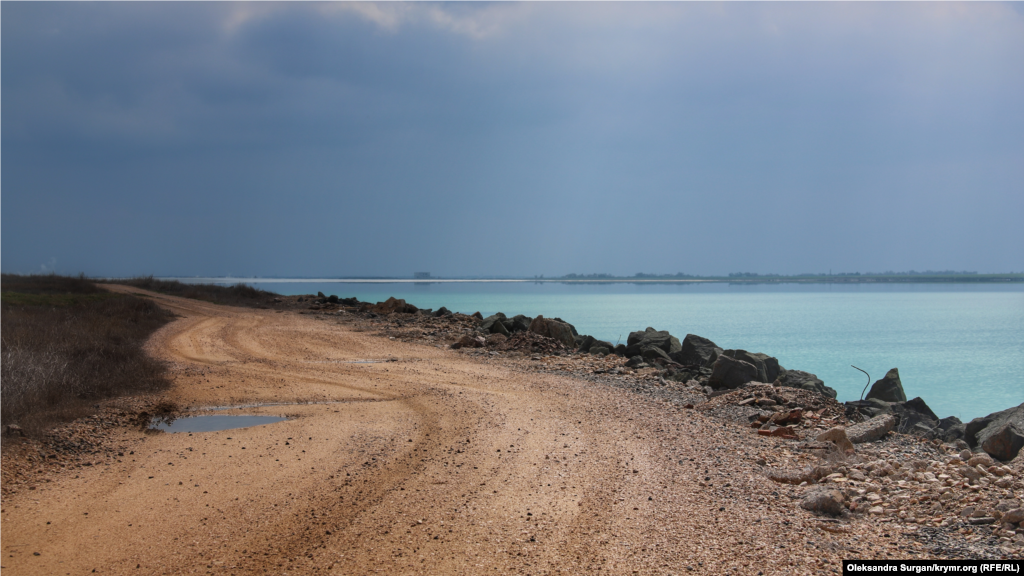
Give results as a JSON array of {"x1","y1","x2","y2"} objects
[{"x1": 2, "y1": 288, "x2": 848, "y2": 575}]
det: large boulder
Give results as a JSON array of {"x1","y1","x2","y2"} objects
[
  {"x1": 936, "y1": 416, "x2": 966, "y2": 443},
  {"x1": 671, "y1": 334, "x2": 722, "y2": 367},
  {"x1": 577, "y1": 335, "x2": 597, "y2": 353},
  {"x1": 370, "y1": 297, "x2": 419, "y2": 314},
  {"x1": 865, "y1": 368, "x2": 907, "y2": 403},
  {"x1": 552, "y1": 318, "x2": 578, "y2": 337},
  {"x1": 966, "y1": 402, "x2": 1024, "y2": 461},
  {"x1": 708, "y1": 355, "x2": 759, "y2": 390},
  {"x1": 758, "y1": 355, "x2": 783, "y2": 383},
  {"x1": 528, "y1": 316, "x2": 577, "y2": 348},
  {"x1": 778, "y1": 369, "x2": 836, "y2": 399},
  {"x1": 478, "y1": 313, "x2": 510, "y2": 336},
  {"x1": 891, "y1": 397, "x2": 943, "y2": 439},
  {"x1": 624, "y1": 327, "x2": 681, "y2": 358},
  {"x1": 642, "y1": 346, "x2": 673, "y2": 364},
  {"x1": 981, "y1": 425, "x2": 1024, "y2": 462},
  {"x1": 508, "y1": 315, "x2": 533, "y2": 333},
  {"x1": 723, "y1": 350, "x2": 770, "y2": 383},
  {"x1": 577, "y1": 335, "x2": 614, "y2": 355}
]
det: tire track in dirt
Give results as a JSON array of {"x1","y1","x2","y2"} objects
[{"x1": 2, "y1": 287, "x2": 866, "y2": 576}]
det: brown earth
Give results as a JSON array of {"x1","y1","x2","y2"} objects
[{"x1": 1, "y1": 287, "x2": 1013, "y2": 575}]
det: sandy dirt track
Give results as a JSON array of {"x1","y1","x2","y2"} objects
[{"x1": 2, "y1": 288, "x2": 867, "y2": 575}]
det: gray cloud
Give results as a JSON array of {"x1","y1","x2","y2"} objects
[{"x1": 3, "y1": 2, "x2": 1022, "y2": 277}]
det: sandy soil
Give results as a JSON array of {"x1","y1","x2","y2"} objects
[{"x1": 1, "y1": 288, "x2": 970, "y2": 575}]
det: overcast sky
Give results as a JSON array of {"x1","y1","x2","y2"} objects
[{"x1": 3, "y1": 2, "x2": 1022, "y2": 278}]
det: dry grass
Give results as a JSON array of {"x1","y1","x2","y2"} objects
[
  {"x1": 110, "y1": 276, "x2": 279, "y2": 308},
  {"x1": 1, "y1": 274, "x2": 174, "y2": 436}
]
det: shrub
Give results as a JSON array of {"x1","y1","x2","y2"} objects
[
  {"x1": 1, "y1": 274, "x2": 173, "y2": 435},
  {"x1": 111, "y1": 276, "x2": 279, "y2": 308}
]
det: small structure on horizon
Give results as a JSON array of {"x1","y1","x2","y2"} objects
[{"x1": 413, "y1": 272, "x2": 431, "y2": 279}]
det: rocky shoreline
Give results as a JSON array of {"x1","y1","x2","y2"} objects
[
  {"x1": 294, "y1": 291, "x2": 1024, "y2": 557},
  {"x1": 4, "y1": 290, "x2": 1022, "y2": 563}
]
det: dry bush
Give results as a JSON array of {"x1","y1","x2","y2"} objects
[
  {"x1": 111, "y1": 276, "x2": 279, "y2": 308},
  {"x1": 1, "y1": 274, "x2": 173, "y2": 435}
]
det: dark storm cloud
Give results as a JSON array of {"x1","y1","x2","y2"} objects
[{"x1": 3, "y1": 2, "x2": 1022, "y2": 277}]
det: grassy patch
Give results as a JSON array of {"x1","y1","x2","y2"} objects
[
  {"x1": 1, "y1": 274, "x2": 174, "y2": 436},
  {"x1": 109, "y1": 276, "x2": 280, "y2": 308},
  {"x1": 1, "y1": 291, "x2": 120, "y2": 307}
]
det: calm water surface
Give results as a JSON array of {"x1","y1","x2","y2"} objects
[{"x1": 192, "y1": 280, "x2": 1024, "y2": 422}]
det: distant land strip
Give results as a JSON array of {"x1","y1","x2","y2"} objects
[{"x1": 144, "y1": 273, "x2": 1024, "y2": 285}]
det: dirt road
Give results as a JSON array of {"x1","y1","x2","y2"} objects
[{"x1": 1, "y1": 289, "x2": 858, "y2": 575}]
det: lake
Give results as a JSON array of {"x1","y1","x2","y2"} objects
[{"x1": 185, "y1": 279, "x2": 1024, "y2": 422}]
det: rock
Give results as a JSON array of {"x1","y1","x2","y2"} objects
[
  {"x1": 317, "y1": 291, "x2": 326, "y2": 298},
  {"x1": 846, "y1": 415, "x2": 896, "y2": 444},
  {"x1": 451, "y1": 334, "x2": 486, "y2": 349},
  {"x1": 577, "y1": 335, "x2": 612, "y2": 354},
  {"x1": 817, "y1": 427, "x2": 855, "y2": 454},
  {"x1": 327, "y1": 294, "x2": 339, "y2": 304},
  {"x1": 577, "y1": 335, "x2": 597, "y2": 353},
  {"x1": 528, "y1": 316, "x2": 577, "y2": 348},
  {"x1": 903, "y1": 397, "x2": 939, "y2": 420},
  {"x1": 892, "y1": 397, "x2": 941, "y2": 439},
  {"x1": 981, "y1": 424, "x2": 1024, "y2": 462},
  {"x1": 613, "y1": 344, "x2": 627, "y2": 356},
  {"x1": 2, "y1": 424, "x2": 24, "y2": 437},
  {"x1": 485, "y1": 333, "x2": 507, "y2": 347},
  {"x1": 624, "y1": 328, "x2": 681, "y2": 358},
  {"x1": 371, "y1": 297, "x2": 418, "y2": 314},
  {"x1": 708, "y1": 355, "x2": 759, "y2": 390},
  {"x1": 800, "y1": 488, "x2": 846, "y2": 516},
  {"x1": 1002, "y1": 508, "x2": 1024, "y2": 524},
  {"x1": 936, "y1": 416, "x2": 966, "y2": 443},
  {"x1": 777, "y1": 369, "x2": 836, "y2": 399},
  {"x1": 995, "y1": 499, "x2": 1021, "y2": 512},
  {"x1": 968, "y1": 453, "x2": 994, "y2": 467},
  {"x1": 471, "y1": 311, "x2": 483, "y2": 320},
  {"x1": 625, "y1": 356, "x2": 646, "y2": 368},
  {"x1": 508, "y1": 315, "x2": 533, "y2": 333},
  {"x1": 590, "y1": 346, "x2": 610, "y2": 356},
  {"x1": 433, "y1": 307, "x2": 452, "y2": 317},
  {"x1": 960, "y1": 466, "x2": 982, "y2": 483},
  {"x1": 551, "y1": 318, "x2": 578, "y2": 337},
  {"x1": 965, "y1": 403, "x2": 1024, "y2": 461},
  {"x1": 670, "y1": 334, "x2": 722, "y2": 367},
  {"x1": 479, "y1": 314, "x2": 510, "y2": 336},
  {"x1": 642, "y1": 346, "x2": 673, "y2": 364},
  {"x1": 865, "y1": 368, "x2": 907, "y2": 403},
  {"x1": 723, "y1": 350, "x2": 771, "y2": 383}
]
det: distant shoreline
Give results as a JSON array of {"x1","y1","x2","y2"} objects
[{"x1": 134, "y1": 274, "x2": 1024, "y2": 285}]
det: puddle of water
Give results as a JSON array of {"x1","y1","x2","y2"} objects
[
  {"x1": 302, "y1": 359, "x2": 381, "y2": 364},
  {"x1": 151, "y1": 415, "x2": 287, "y2": 433}
]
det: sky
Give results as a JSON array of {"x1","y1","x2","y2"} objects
[{"x1": 2, "y1": 2, "x2": 1022, "y2": 278}]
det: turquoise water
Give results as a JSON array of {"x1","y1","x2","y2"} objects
[{"x1": 198, "y1": 280, "x2": 1024, "y2": 422}]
